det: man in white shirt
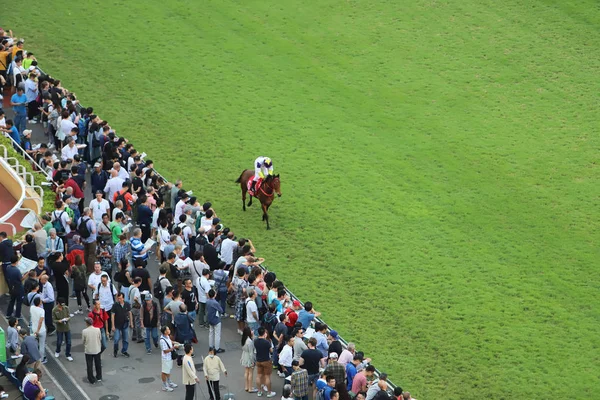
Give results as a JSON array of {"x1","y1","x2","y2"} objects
[
  {"x1": 112, "y1": 162, "x2": 129, "y2": 181},
  {"x1": 60, "y1": 137, "x2": 79, "y2": 161},
  {"x1": 196, "y1": 268, "x2": 212, "y2": 328},
  {"x1": 93, "y1": 274, "x2": 117, "y2": 331},
  {"x1": 245, "y1": 289, "x2": 260, "y2": 337},
  {"x1": 173, "y1": 193, "x2": 189, "y2": 223},
  {"x1": 60, "y1": 114, "x2": 76, "y2": 140},
  {"x1": 88, "y1": 262, "x2": 109, "y2": 293},
  {"x1": 219, "y1": 231, "x2": 236, "y2": 267},
  {"x1": 39, "y1": 275, "x2": 55, "y2": 334},
  {"x1": 89, "y1": 190, "x2": 110, "y2": 224},
  {"x1": 103, "y1": 170, "x2": 124, "y2": 205},
  {"x1": 51, "y1": 201, "x2": 71, "y2": 234},
  {"x1": 30, "y1": 296, "x2": 47, "y2": 363}
]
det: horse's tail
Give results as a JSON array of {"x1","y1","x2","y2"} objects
[{"x1": 235, "y1": 171, "x2": 245, "y2": 184}]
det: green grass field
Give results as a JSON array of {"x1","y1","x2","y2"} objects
[{"x1": 6, "y1": 1, "x2": 600, "y2": 397}]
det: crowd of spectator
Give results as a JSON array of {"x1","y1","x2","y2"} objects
[{"x1": 0, "y1": 27, "x2": 416, "y2": 400}]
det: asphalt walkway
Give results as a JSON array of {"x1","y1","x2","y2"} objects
[{"x1": 1, "y1": 92, "x2": 287, "y2": 400}]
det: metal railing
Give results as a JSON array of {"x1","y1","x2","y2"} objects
[{"x1": 0, "y1": 150, "x2": 33, "y2": 235}]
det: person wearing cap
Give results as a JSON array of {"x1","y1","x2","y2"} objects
[
  {"x1": 285, "y1": 300, "x2": 302, "y2": 333},
  {"x1": 141, "y1": 293, "x2": 159, "y2": 354},
  {"x1": 328, "y1": 330, "x2": 343, "y2": 360},
  {"x1": 251, "y1": 156, "x2": 274, "y2": 193},
  {"x1": 91, "y1": 162, "x2": 109, "y2": 196},
  {"x1": 21, "y1": 129, "x2": 34, "y2": 155},
  {"x1": 324, "y1": 352, "x2": 346, "y2": 388}
]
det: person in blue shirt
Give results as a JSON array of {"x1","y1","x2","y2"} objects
[
  {"x1": 10, "y1": 86, "x2": 28, "y2": 134},
  {"x1": 130, "y1": 228, "x2": 148, "y2": 267},
  {"x1": 323, "y1": 376, "x2": 336, "y2": 400},
  {"x1": 298, "y1": 301, "x2": 321, "y2": 330},
  {"x1": 314, "y1": 322, "x2": 329, "y2": 358},
  {"x1": 0, "y1": 119, "x2": 21, "y2": 151}
]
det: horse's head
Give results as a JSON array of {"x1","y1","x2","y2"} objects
[{"x1": 272, "y1": 174, "x2": 282, "y2": 197}]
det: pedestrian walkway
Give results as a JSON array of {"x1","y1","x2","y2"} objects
[{"x1": 1, "y1": 91, "x2": 288, "y2": 400}]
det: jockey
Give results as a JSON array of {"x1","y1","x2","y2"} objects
[{"x1": 252, "y1": 156, "x2": 273, "y2": 192}]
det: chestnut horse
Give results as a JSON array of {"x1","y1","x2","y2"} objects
[{"x1": 235, "y1": 170, "x2": 281, "y2": 229}]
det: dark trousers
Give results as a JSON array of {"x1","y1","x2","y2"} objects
[
  {"x1": 186, "y1": 384, "x2": 196, "y2": 400},
  {"x1": 85, "y1": 353, "x2": 102, "y2": 383},
  {"x1": 56, "y1": 330, "x2": 72, "y2": 357},
  {"x1": 27, "y1": 100, "x2": 39, "y2": 120},
  {"x1": 75, "y1": 289, "x2": 90, "y2": 308},
  {"x1": 43, "y1": 301, "x2": 55, "y2": 332},
  {"x1": 7, "y1": 292, "x2": 22, "y2": 318},
  {"x1": 207, "y1": 380, "x2": 220, "y2": 400},
  {"x1": 83, "y1": 241, "x2": 97, "y2": 274},
  {"x1": 140, "y1": 224, "x2": 151, "y2": 243}
]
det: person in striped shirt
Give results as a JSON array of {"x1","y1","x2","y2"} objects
[{"x1": 130, "y1": 228, "x2": 148, "y2": 267}]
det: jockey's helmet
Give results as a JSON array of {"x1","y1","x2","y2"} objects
[{"x1": 264, "y1": 157, "x2": 272, "y2": 167}]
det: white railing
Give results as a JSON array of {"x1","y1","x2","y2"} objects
[
  {"x1": 0, "y1": 144, "x2": 44, "y2": 235},
  {"x1": 0, "y1": 155, "x2": 26, "y2": 236}
]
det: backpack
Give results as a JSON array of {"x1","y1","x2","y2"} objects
[
  {"x1": 154, "y1": 277, "x2": 166, "y2": 300},
  {"x1": 262, "y1": 312, "x2": 277, "y2": 336},
  {"x1": 78, "y1": 217, "x2": 91, "y2": 239},
  {"x1": 115, "y1": 190, "x2": 127, "y2": 207},
  {"x1": 52, "y1": 211, "x2": 66, "y2": 234},
  {"x1": 316, "y1": 388, "x2": 326, "y2": 400}
]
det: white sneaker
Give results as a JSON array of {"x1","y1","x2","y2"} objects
[
  {"x1": 267, "y1": 392, "x2": 277, "y2": 398},
  {"x1": 277, "y1": 371, "x2": 285, "y2": 378},
  {"x1": 67, "y1": 356, "x2": 74, "y2": 361},
  {"x1": 10, "y1": 354, "x2": 23, "y2": 359},
  {"x1": 237, "y1": 329, "x2": 243, "y2": 335},
  {"x1": 6, "y1": 368, "x2": 15, "y2": 374},
  {"x1": 70, "y1": 314, "x2": 75, "y2": 317},
  {"x1": 169, "y1": 382, "x2": 178, "y2": 388},
  {"x1": 162, "y1": 386, "x2": 173, "y2": 392},
  {"x1": 55, "y1": 352, "x2": 60, "y2": 358}
]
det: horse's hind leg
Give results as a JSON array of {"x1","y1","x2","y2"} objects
[{"x1": 248, "y1": 196, "x2": 253, "y2": 207}]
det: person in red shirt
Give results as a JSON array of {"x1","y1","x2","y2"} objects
[
  {"x1": 112, "y1": 181, "x2": 135, "y2": 212},
  {"x1": 284, "y1": 300, "x2": 302, "y2": 333},
  {"x1": 64, "y1": 166, "x2": 85, "y2": 214},
  {"x1": 88, "y1": 300, "x2": 109, "y2": 353}
]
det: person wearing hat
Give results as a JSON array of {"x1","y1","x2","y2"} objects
[
  {"x1": 285, "y1": 300, "x2": 302, "y2": 334},
  {"x1": 21, "y1": 129, "x2": 34, "y2": 155},
  {"x1": 90, "y1": 162, "x2": 109, "y2": 196},
  {"x1": 328, "y1": 330, "x2": 343, "y2": 360},
  {"x1": 251, "y1": 156, "x2": 274, "y2": 193},
  {"x1": 324, "y1": 353, "x2": 345, "y2": 389},
  {"x1": 141, "y1": 293, "x2": 159, "y2": 354}
]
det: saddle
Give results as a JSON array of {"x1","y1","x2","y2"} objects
[{"x1": 247, "y1": 178, "x2": 262, "y2": 196}]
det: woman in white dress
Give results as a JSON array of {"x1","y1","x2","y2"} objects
[{"x1": 240, "y1": 327, "x2": 258, "y2": 393}]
